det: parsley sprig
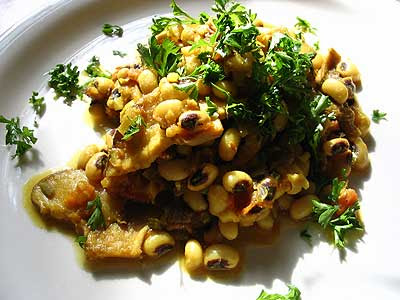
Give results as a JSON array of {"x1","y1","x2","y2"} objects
[
  {"x1": 29, "y1": 91, "x2": 45, "y2": 116},
  {"x1": 102, "y1": 23, "x2": 123, "y2": 37},
  {"x1": 256, "y1": 285, "x2": 301, "y2": 300},
  {"x1": 122, "y1": 115, "x2": 147, "y2": 141},
  {"x1": 312, "y1": 177, "x2": 363, "y2": 248},
  {"x1": 84, "y1": 56, "x2": 111, "y2": 78},
  {"x1": 86, "y1": 195, "x2": 105, "y2": 230},
  {"x1": 112, "y1": 50, "x2": 127, "y2": 57},
  {"x1": 48, "y1": 63, "x2": 82, "y2": 105},
  {"x1": 371, "y1": 109, "x2": 387, "y2": 123},
  {"x1": 137, "y1": 37, "x2": 182, "y2": 77},
  {"x1": 0, "y1": 115, "x2": 37, "y2": 159}
]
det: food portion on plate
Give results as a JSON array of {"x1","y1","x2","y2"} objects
[{"x1": 2, "y1": 0, "x2": 372, "y2": 273}]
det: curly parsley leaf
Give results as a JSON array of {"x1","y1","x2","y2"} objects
[
  {"x1": 0, "y1": 115, "x2": 37, "y2": 159},
  {"x1": 102, "y1": 23, "x2": 123, "y2": 37},
  {"x1": 312, "y1": 177, "x2": 363, "y2": 248},
  {"x1": 170, "y1": 0, "x2": 196, "y2": 22},
  {"x1": 122, "y1": 115, "x2": 147, "y2": 141},
  {"x1": 86, "y1": 195, "x2": 105, "y2": 230},
  {"x1": 205, "y1": 96, "x2": 218, "y2": 116},
  {"x1": 137, "y1": 37, "x2": 182, "y2": 77},
  {"x1": 75, "y1": 235, "x2": 87, "y2": 248},
  {"x1": 85, "y1": 56, "x2": 111, "y2": 78},
  {"x1": 29, "y1": 91, "x2": 45, "y2": 116},
  {"x1": 256, "y1": 285, "x2": 301, "y2": 300},
  {"x1": 112, "y1": 50, "x2": 127, "y2": 57},
  {"x1": 48, "y1": 63, "x2": 82, "y2": 105},
  {"x1": 294, "y1": 17, "x2": 316, "y2": 35},
  {"x1": 190, "y1": 53, "x2": 225, "y2": 84},
  {"x1": 371, "y1": 109, "x2": 387, "y2": 123}
]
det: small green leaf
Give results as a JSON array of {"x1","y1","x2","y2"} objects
[
  {"x1": 48, "y1": 63, "x2": 82, "y2": 105},
  {"x1": 86, "y1": 195, "x2": 105, "y2": 230},
  {"x1": 85, "y1": 56, "x2": 111, "y2": 78},
  {"x1": 205, "y1": 96, "x2": 218, "y2": 116},
  {"x1": 122, "y1": 115, "x2": 146, "y2": 141},
  {"x1": 29, "y1": 91, "x2": 45, "y2": 116},
  {"x1": 112, "y1": 50, "x2": 127, "y2": 57},
  {"x1": 0, "y1": 115, "x2": 37, "y2": 159},
  {"x1": 102, "y1": 23, "x2": 123, "y2": 37},
  {"x1": 371, "y1": 109, "x2": 387, "y2": 123},
  {"x1": 256, "y1": 284, "x2": 301, "y2": 300}
]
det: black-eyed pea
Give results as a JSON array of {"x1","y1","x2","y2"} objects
[
  {"x1": 323, "y1": 138, "x2": 350, "y2": 156},
  {"x1": 212, "y1": 80, "x2": 237, "y2": 100},
  {"x1": 208, "y1": 185, "x2": 230, "y2": 216},
  {"x1": 86, "y1": 78, "x2": 114, "y2": 101},
  {"x1": 183, "y1": 190, "x2": 208, "y2": 212},
  {"x1": 218, "y1": 221, "x2": 238, "y2": 240},
  {"x1": 143, "y1": 231, "x2": 175, "y2": 257},
  {"x1": 203, "y1": 244, "x2": 239, "y2": 270},
  {"x1": 153, "y1": 99, "x2": 184, "y2": 128},
  {"x1": 188, "y1": 163, "x2": 218, "y2": 191},
  {"x1": 178, "y1": 110, "x2": 210, "y2": 131},
  {"x1": 222, "y1": 171, "x2": 253, "y2": 193},
  {"x1": 239, "y1": 214, "x2": 258, "y2": 227},
  {"x1": 218, "y1": 128, "x2": 241, "y2": 161},
  {"x1": 77, "y1": 144, "x2": 100, "y2": 170},
  {"x1": 289, "y1": 194, "x2": 318, "y2": 221},
  {"x1": 256, "y1": 214, "x2": 274, "y2": 230},
  {"x1": 352, "y1": 137, "x2": 369, "y2": 171},
  {"x1": 341, "y1": 77, "x2": 356, "y2": 99},
  {"x1": 312, "y1": 53, "x2": 324, "y2": 70},
  {"x1": 184, "y1": 239, "x2": 203, "y2": 272},
  {"x1": 321, "y1": 78, "x2": 348, "y2": 104},
  {"x1": 85, "y1": 152, "x2": 108, "y2": 182},
  {"x1": 273, "y1": 112, "x2": 288, "y2": 132},
  {"x1": 336, "y1": 60, "x2": 361, "y2": 85},
  {"x1": 354, "y1": 110, "x2": 370, "y2": 137},
  {"x1": 137, "y1": 69, "x2": 158, "y2": 94},
  {"x1": 158, "y1": 159, "x2": 191, "y2": 181}
]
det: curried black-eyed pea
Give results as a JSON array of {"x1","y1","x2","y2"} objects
[
  {"x1": 351, "y1": 137, "x2": 369, "y2": 171},
  {"x1": 143, "y1": 231, "x2": 175, "y2": 257},
  {"x1": 77, "y1": 144, "x2": 100, "y2": 170},
  {"x1": 85, "y1": 151, "x2": 108, "y2": 182},
  {"x1": 178, "y1": 110, "x2": 210, "y2": 131},
  {"x1": 203, "y1": 244, "x2": 239, "y2": 270},
  {"x1": 321, "y1": 78, "x2": 348, "y2": 104},
  {"x1": 323, "y1": 138, "x2": 350, "y2": 156},
  {"x1": 184, "y1": 239, "x2": 203, "y2": 272},
  {"x1": 222, "y1": 171, "x2": 253, "y2": 193},
  {"x1": 188, "y1": 163, "x2": 218, "y2": 191}
]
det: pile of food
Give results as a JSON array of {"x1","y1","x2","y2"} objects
[{"x1": 27, "y1": 0, "x2": 370, "y2": 273}]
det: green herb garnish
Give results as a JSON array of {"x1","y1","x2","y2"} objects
[
  {"x1": 205, "y1": 96, "x2": 218, "y2": 116},
  {"x1": 85, "y1": 56, "x2": 111, "y2": 78},
  {"x1": 86, "y1": 195, "x2": 105, "y2": 230},
  {"x1": 256, "y1": 285, "x2": 301, "y2": 300},
  {"x1": 372, "y1": 109, "x2": 387, "y2": 123},
  {"x1": 75, "y1": 235, "x2": 87, "y2": 248},
  {"x1": 137, "y1": 37, "x2": 182, "y2": 77},
  {"x1": 122, "y1": 115, "x2": 147, "y2": 141},
  {"x1": 112, "y1": 50, "x2": 127, "y2": 57},
  {"x1": 48, "y1": 63, "x2": 82, "y2": 105},
  {"x1": 29, "y1": 91, "x2": 45, "y2": 116},
  {"x1": 312, "y1": 177, "x2": 363, "y2": 248},
  {"x1": 173, "y1": 81, "x2": 199, "y2": 100},
  {"x1": 294, "y1": 17, "x2": 316, "y2": 35},
  {"x1": 102, "y1": 23, "x2": 123, "y2": 37},
  {"x1": 0, "y1": 115, "x2": 37, "y2": 159}
]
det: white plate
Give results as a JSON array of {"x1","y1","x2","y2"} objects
[{"x1": 1, "y1": 0, "x2": 400, "y2": 299}]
